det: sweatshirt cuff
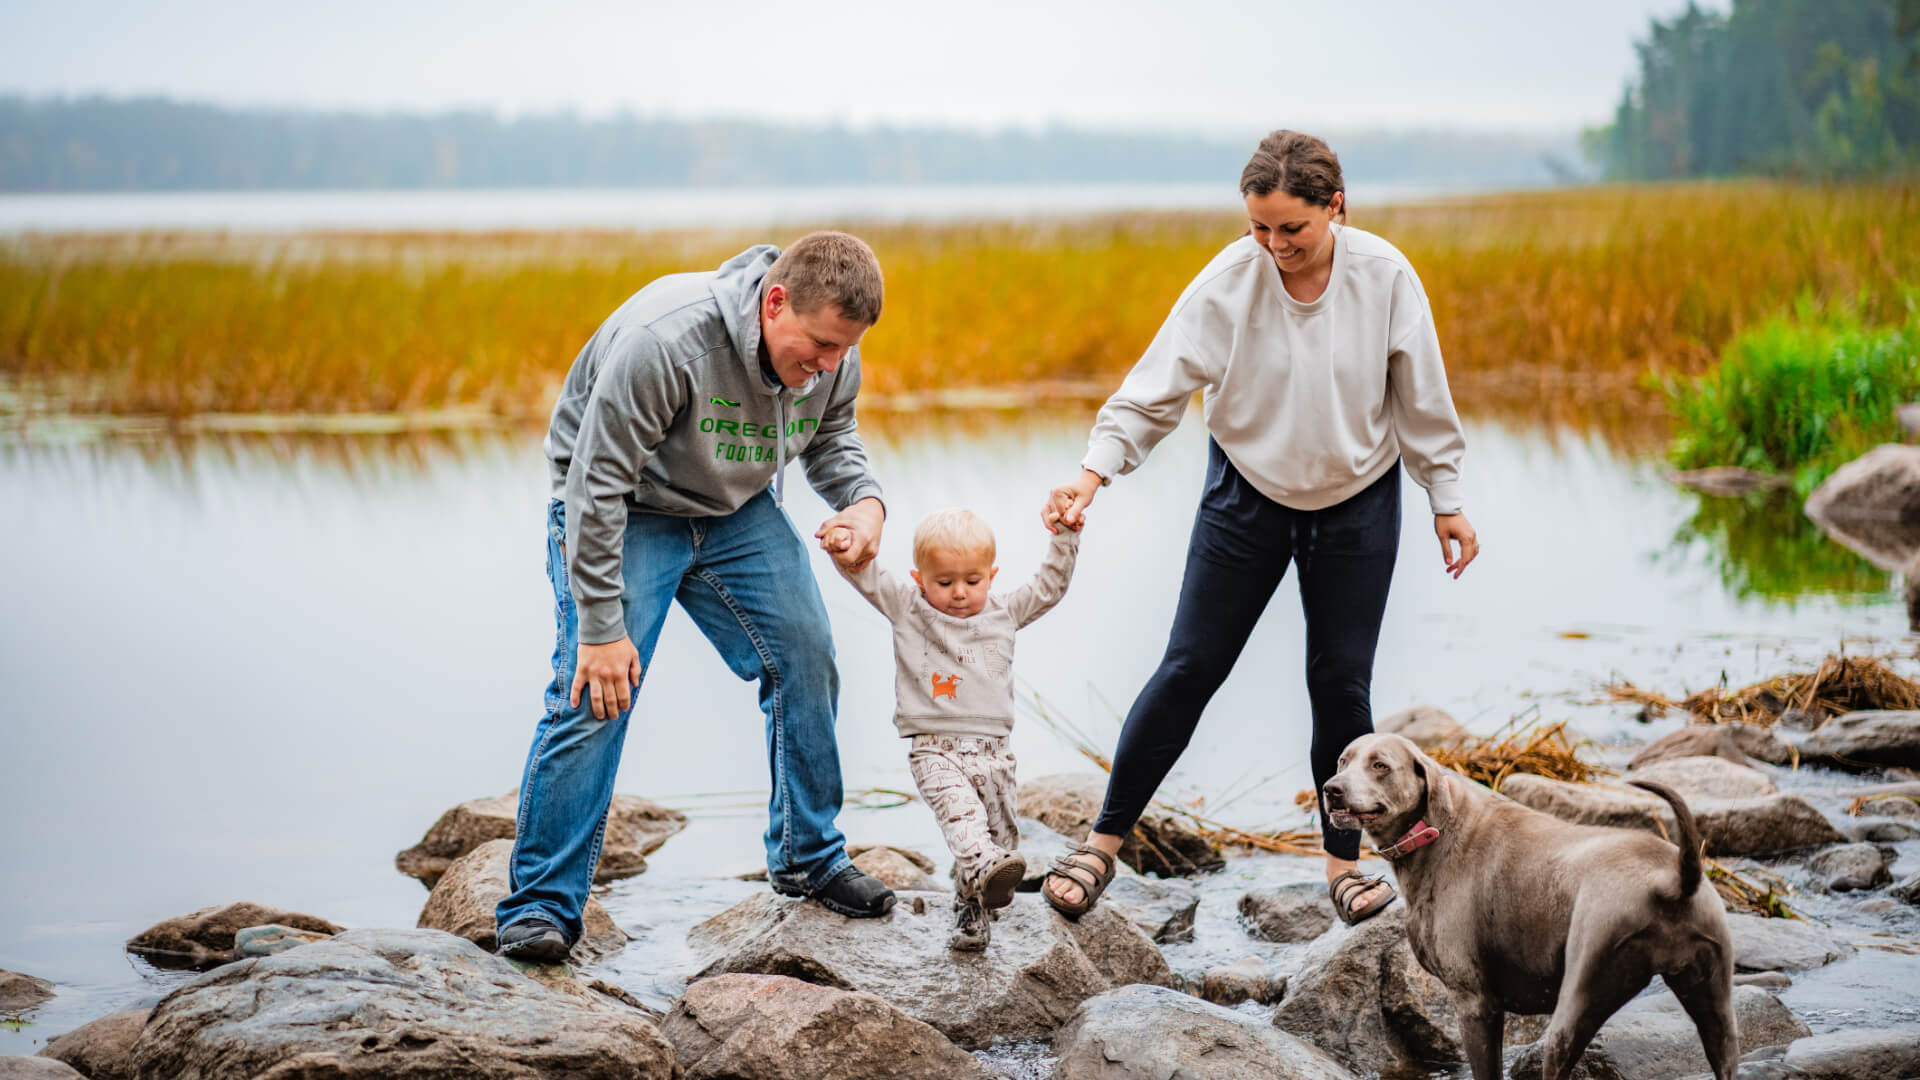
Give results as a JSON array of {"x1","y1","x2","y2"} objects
[
  {"x1": 579, "y1": 600, "x2": 628, "y2": 646},
  {"x1": 1080, "y1": 442, "x2": 1126, "y2": 485},
  {"x1": 838, "y1": 483, "x2": 886, "y2": 516},
  {"x1": 1425, "y1": 479, "x2": 1465, "y2": 516}
]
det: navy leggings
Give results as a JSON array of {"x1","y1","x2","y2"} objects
[{"x1": 1093, "y1": 439, "x2": 1401, "y2": 861}]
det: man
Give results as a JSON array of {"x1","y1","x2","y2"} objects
[{"x1": 495, "y1": 231, "x2": 895, "y2": 963}]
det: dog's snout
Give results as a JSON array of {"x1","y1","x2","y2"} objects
[{"x1": 1322, "y1": 778, "x2": 1347, "y2": 808}]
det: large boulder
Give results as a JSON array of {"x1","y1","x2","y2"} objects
[
  {"x1": 1054, "y1": 984, "x2": 1358, "y2": 1080},
  {"x1": 395, "y1": 790, "x2": 686, "y2": 887},
  {"x1": 1271, "y1": 904, "x2": 1464, "y2": 1074},
  {"x1": 1198, "y1": 957, "x2": 1289, "y2": 1007},
  {"x1": 125, "y1": 902, "x2": 343, "y2": 970},
  {"x1": 1103, "y1": 875, "x2": 1199, "y2": 944},
  {"x1": 1727, "y1": 1026, "x2": 1920, "y2": 1080},
  {"x1": 0, "y1": 970, "x2": 54, "y2": 1015},
  {"x1": 848, "y1": 844, "x2": 943, "y2": 891},
  {"x1": 123, "y1": 928, "x2": 675, "y2": 1079},
  {"x1": 1376, "y1": 706, "x2": 1468, "y2": 749},
  {"x1": 235, "y1": 924, "x2": 334, "y2": 958},
  {"x1": 1017, "y1": 774, "x2": 1224, "y2": 877},
  {"x1": 1508, "y1": 985, "x2": 1808, "y2": 1080},
  {"x1": 1239, "y1": 883, "x2": 1336, "y2": 943},
  {"x1": 1724, "y1": 912, "x2": 1853, "y2": 972},
  {"x1": 687, "y1": 891, "x2": 1172, "y2": 1049},
  {"x1": 1623, "y1": 756, "x2": 1777, "y2": 800},
  {"x1": 1804, "y1": 444, "x2": 1920, "y2": 524},
  {"x1": 0, "y1": 1059, "x2": 83, "y2": 1078},
  {"x1": 1798, "y1": 711, "x2": 1920, "y2": 771},
  {"x1": 36, "y1": 1009, "x2": 148, "y2": 1080},
  {"x1": 1496, "y1": 776, "x2": 1846, "y2": 855},
  {"x1": 661, "y1": 973, "x2": 991, "y2": 1080},
  {"x1": 1629, "y1": 726, "x2": 1752, "y2": 769},
  {"x1": 416, "y1": 838, "x2": 628, "y2": 964},
  {"x1": 1803, "y1": 842, "x2": 1896, "y2": 892}
]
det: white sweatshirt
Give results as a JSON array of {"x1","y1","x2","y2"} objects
[{"x1": 1082, "y1": 225, "x2": 1466, "y2": 514}]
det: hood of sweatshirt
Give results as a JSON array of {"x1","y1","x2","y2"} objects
[{"x1": 710, "y1": 244, "x2": 823, "y2": 400}]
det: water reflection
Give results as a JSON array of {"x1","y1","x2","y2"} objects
[{"x1": 1674, "y1": 487, "x2": 1894, "y2": 602}]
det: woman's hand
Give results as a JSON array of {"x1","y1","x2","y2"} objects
[
  {"x1": 1435, "y1": 513, "x2": 1479, "y2": 578},
  {"x1": 1043, "y1": 469, "x2": 1104, "y2": 533}
]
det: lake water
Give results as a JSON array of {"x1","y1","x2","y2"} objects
[{"x1": 1, "y1": 410, "x2": 1915, "y2": 1060}]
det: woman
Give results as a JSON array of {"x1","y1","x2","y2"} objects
[{"x1": 1041, "y1": 130, "x2": 1479, "y2": 924}]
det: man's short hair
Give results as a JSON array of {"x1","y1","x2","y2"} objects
[
  {"x1": 765, "y1": 230, "x2": 884, "y2": 326},
  {"x1": 913, "y1": 508, "x2": 996, "y2": 567}
]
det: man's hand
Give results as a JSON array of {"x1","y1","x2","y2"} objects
[
  {"x1": 815, "y1": 497, "x2": 885, "y2": 571},
  {"x1": 1043, "y1": 469, "x2": 1103, "y2": 533},
  {"x1": 572, "y1": 637, "x2": 643, "y2": 720},
  {"x1": 1435, "y1": 513, "x2": 1480, "y2": 579}
]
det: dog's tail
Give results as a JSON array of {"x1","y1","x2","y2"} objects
[{"x1": 1627, "y1": 779, "x2": 1703, "y2": 898}]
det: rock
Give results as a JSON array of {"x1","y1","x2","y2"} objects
[
  {"x1": 125, "y1": 902, "x2": 344, "y2": 970},
  {"x1": 1508, "y1": 984, "x2": 1807, "y2": 1080},
  {"x1": 1804, "y1": 443, "x2": 1920, "y2": 523},
  {"x1": 1625, "y1": 756, "x2": 1777, "y2": 799},
  {"x1": 1376, "y1": 705, "x2": 1468, "y2": 749},
  {"x1": 1012, "y1": 816, "x2": 1080, "y2": 892},
  {"x1": 1055, "y1": 984, "x2": 1357, "y2": 1080},
  {"x1": 1725, "y1": 912, "x2": 1853, "y2": 971},
  {"x1": 1799, "y1": 710, "x2": 1920, "y2": 771},
  {"x1": 662, "y1": 973, "x2": 991, "y2": 1080},
  {"x1": 235, "y1": 923, "x2": 333, "y2": 958},
  {"x1": 1891, "y1": 871, "x2": 1920, "y2": 905},
  {"x1": 36, "y1": 1009, "x2": 148, "y2": 1080},
  {"x1": 0, "y1": 1059, "x2": 84, "y2": 1079},
  {"x1": 1667, "y1": 467, "x2": 1791, "y2": 497},
  {"x1": 1846, "y1": 819, "x2": 1920, "y2": 842},
  {"x1": 1017, "y1": 773, "x2": 1224, "y2": 877},
  {"x1": 1496, "y1": 775, "x2": 1847, "y2": 856},
  {"x1": 1901, "y1": 403, "x2": 1920, "y2": 435},
  {"x1": 0, "y1": 970, "x2": 54, "y2": 1015},
  {"x1": 1853, "y1": 896, "x2": 1900, "y2": 915},
  {"x1": 417, "y1": 838, "x2": 628, "y2": 964},
  {"x1": 849, "y1": 844, "x2": 943, "y2": 891},
  {"x1": 1847, "y1": 795, "x2": 1920, "y2": 823},
  {"x1": 687, "y1": 891, "x2": 1172, "y2": 1049},
  {"x1": 1198, "y1": 957, "x2": 1288, "y2": 1007},
  {"x1": 1104, "y1": 875, "x2": 1198, "y2": 944},
  {"x1": 1239, "y1": 883, "x2": 1336, "y2": 943},
  {"x1": 1804, "y1": 842, "x2": 1896, "y2": 892},
  {"x1": 1732, "y1": 971, "x2": 1791, "y2": 989},
  {"x1": 1629, "y1": 725, "x2": 1752, "y2": 769},
  {"x1": 124, "y1": 928, "x2": 675, "y2": 1079},
  {"x1": 1762, "y1": 1025, "x2": 1920, "y2": 1079},
  {"x1": 395, "y1": 789, "x2": 686, "y2": 887},
  {"x1": 1271, "y1": 904, "x2": 1463, "y2": 1074}
]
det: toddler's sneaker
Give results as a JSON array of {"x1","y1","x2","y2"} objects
[{"x1": 949, "y1": 896, "x2": 990, "y2": 951}]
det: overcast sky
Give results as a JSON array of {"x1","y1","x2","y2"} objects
[{"x1": 0, "y1": 0, "x2": 1719, "y2": 135}]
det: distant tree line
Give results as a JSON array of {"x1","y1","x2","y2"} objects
[
  {"x1": 1590, "y1": 0, "x2": 1920, "y2": 178},
  {"x1": 0, "y1": 96, "x2": 1576, "y2": 192}
]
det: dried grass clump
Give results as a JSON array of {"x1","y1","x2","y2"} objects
[
  {"x1": 1427, "y1": 721, "x2": 1613, "y2": 790},
  {"x1": 1704, "y1": 859, "x2": 1798, "y2": 919},
  {"x1": 1604, "y1": 654, "x2": 1920, "y2": 728}
]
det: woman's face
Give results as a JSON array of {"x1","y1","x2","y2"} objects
[{"x1": 1244, "y1": 188, "x2": 1343, "y2": 275}]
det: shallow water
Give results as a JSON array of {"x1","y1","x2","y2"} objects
[{"x1": 1, "y1": 410, "x2": 1914, "y2": 1062}]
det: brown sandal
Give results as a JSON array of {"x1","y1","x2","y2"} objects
[
  {"x1": 1042, "y1": 843, "x2": 1117, "y2": 919},
  {"x1": 1330, "y1": 869, "x2": 1397, "y2": 925}
]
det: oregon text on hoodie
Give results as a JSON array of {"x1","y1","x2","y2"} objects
[
  {"x1": 1082, "y1": 225, "x2": 1466, "y2": 515},
  {"x1": 547, "y1": 245, "x2": 884, "y2": 644}
]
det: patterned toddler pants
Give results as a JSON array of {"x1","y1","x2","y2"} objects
[{"x1": 907, "y1": 734, "x2": 1020, "y2": 898}]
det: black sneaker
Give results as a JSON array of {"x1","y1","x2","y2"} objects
[
  {"x1": 496, "y1": 916, "x2": 573, "y2": 964},
  {"x1": 949, "y1": 896, "x2": 989, "y2": 952},
  {"x1": 771, "y1": 864, "x2": 897, "y2": 918}
]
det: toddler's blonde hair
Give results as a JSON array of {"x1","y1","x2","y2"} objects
[{"x1": 912, "y1": 508, "x2": 996, "y2": 567}]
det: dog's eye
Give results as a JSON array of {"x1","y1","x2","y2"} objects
[{"x1": 1371, "y1": 761, "x2": 1390, "y2": 774}]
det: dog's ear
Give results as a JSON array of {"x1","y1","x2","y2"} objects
[{"x1": 1412, "y1": 746, "x2": 1455, "y2": 828}]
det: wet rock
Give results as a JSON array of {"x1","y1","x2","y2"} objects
[
  {"x1": 125, "y1": 902, "x2": 343, "y2": 970},
  {"x1": 1198, "y1": 957, "x2": 1288, "y2": 1007},
  {"x1": 1629, "y1": 725, "x2": 1752, "y2": 769},
  {"x1": 0, "y1": 1059, "x2": 83, "y2": 1078},
  {"x1": 395, "y1": 789, "x2": 686, "y2": 887},
  {"x1": 1056, "y1": 983, "x2": 1356, "y2": 1080},
  {"x1": 1846, "y1": 818, "x2": 1920, "y2": 842},
  {"x1": 1104, "y1": 875, "x2": 1198, "y2": 944},
  {"x1": 0, "y1": 971, "x2": 54, "y2": 1015},
  {"x1": 1012, "y1": 815, "x2": 1089, "y2": 892},
  {"x1": 849, "y1": 844, "x2": 944, "y2": 891},
  {"x1": 1625, "y1": 756, "x2": 1777, "y2": 799},
  {"x1": 1377, "y1": 705, "x2": 1468, "y2": 749},
  {"x1": 1853, "y1": 896, "x2": 1901, "y2": 915},
  {"x1": 123, "y1": 928, "x2": 675, "y2": 1079},
  {"x1": 36, "y1": 1009, "x2": 148, "y2": 1080},
  {"x1": 688, "y1": 891, "x2": 1172, "y2": 1049},
  {"x1": 416, "y1": 838, "x2": 627, "y2": 964},
  {"x1": 1804, "y1": 842, "x2": 1896, "y2": 892},
  {"x1": 1739, "y1": 1025, "x2": 1920, "y2": 1080},
  {"x1": 1804, "y1": 443, "x2": 1920, "y2": 523},
  {"x1": 235, "y1": 923, "x2": 333, "y2": 958},
  {"x1": 1891, "y1": 871, "x2": 1920, "y2": 905},
  {"x1": 1017, "y1": 773, "x2": 1224, "y2": 877},
  {"x1": 1799, "y1": 711, "x2": 1920, "y2": 771},
  {"x1": 1732, "y1": 971, "x2": 1792, "y2": 989},
  {"x1": 1239, "y1": 883, "x2": 1336, "y2": 943},
  {"x1": 1508, "y1": 985, "x2": 1807, "y2": 1080},
  {"x1": 1848, "y1": 795, "x2": 1920, "y2": 824},
  {"x1": 1668, "y1": 467, "x2": 1791, "y2": 497},
  {"x1": 662, "y1": 973, "x2": 992, "y2": 1080},
  {"x1": 1272, "y1": 904, "x2": 1463, "y2": 1074},
  {"x1": 1496, "y1": 776, "x2": 1847, "y2": 856},
  {"x1": 1725, "y1": 912, "x2": 1853, "y2": 971}
]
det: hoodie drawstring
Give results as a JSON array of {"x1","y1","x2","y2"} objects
[{"x1": 774, "y1": 393, "x2": 787, "y2": 507}]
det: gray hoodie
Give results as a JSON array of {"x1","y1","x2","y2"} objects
[{"x1": 547, "y1": 245, "x2": 884, "y2": 644}]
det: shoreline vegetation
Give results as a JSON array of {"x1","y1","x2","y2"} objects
[{"x1": 3, "y1": 181, "x2": 1916, "y2": 451}]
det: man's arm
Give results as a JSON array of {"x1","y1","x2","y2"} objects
[{"x1": 802, "y1": 357, "x2": 887, "y2": 569}]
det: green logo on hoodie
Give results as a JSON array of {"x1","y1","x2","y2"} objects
[{"x1": 710, "y1": 396, "x2": 740, "y2": 407}]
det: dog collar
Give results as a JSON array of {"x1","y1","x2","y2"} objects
[{"x1": 1375, "y1": 819, "x2": 1440, "y2": 860}]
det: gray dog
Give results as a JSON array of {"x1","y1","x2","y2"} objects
[{"x1": 1320, "y1": 732, "x2": 1737, "y2": 1080}]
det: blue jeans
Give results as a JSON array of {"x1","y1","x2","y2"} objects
[{"x1": 496, "y1": 492, "x2": 851, "y2": 939}]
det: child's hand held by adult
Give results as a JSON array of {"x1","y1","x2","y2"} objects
[{"x1": 1042, "y1": 469, "x2": 1102, "y2": 533}]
